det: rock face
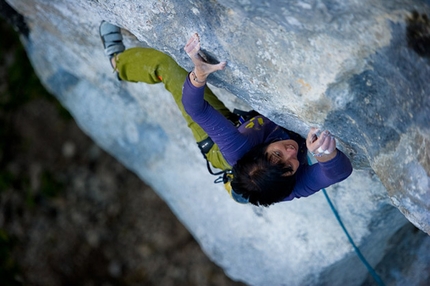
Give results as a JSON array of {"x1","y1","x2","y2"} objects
[{"x1": 4, "y1": 0, "x2": 429, "y2": 285}]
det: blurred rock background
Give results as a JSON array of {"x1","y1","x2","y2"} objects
[
  {"x1": 1, "y1": 0, "x2": 430, "y2": 284},
  {"x1": 0, "y1": 18, "x2": 243, "y2": 286}
]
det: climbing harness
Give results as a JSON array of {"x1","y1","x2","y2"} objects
[
  {"x1": 197, "y1": 109, "x2": 258, "y2": 203},
  {"x1": 307, "y1": 155, "x2": 385, "y2": 286}
]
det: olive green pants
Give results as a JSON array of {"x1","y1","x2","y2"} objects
[{"x1": 116, "y1": 47, "x2": 232, "y2": 170}]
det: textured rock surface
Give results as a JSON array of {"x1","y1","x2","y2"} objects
[{"x1": 4, "y1": 0, "x2": 430, "y2": 285}]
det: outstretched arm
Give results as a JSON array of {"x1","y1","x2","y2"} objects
[{"x1": 182, "y1": 34, "x2": 251, "y2": 165}]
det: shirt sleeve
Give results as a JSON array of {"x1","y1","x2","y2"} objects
[
  {"x1": 182, "y1": 76, "x2": 251, "y2": 165},
  {"x1": 283, "y1": 150, "x2": 353, "y2": 201}
]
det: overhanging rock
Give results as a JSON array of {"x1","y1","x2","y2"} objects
[{"x1": 5, "y1": 0, "x2": 430, "y2": 285}]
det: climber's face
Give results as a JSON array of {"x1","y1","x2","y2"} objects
[{"x1": 266, "y1": 139, "x2": 300, "y2": 176}]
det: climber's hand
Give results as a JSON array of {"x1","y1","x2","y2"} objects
[
  {"x1": 184, "y1": 33, "x2": 226, "y2": 87},
  {"x1": 306, "y1": 127, "x2": 337, "y2": 162}
]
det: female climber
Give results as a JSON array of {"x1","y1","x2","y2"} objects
[{"x1": 99, "y1": 21, "x2": 353, "y2": 206}]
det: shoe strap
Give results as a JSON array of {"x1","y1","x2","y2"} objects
[
  {"x1": 105, "y1": 43, "x2": 125, "y2": 56},
  {"x1": 102, "y1": 33, "x2": 123, "y2": 43}
]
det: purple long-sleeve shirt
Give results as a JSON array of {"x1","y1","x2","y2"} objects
[{"x1": 182, "y1": 76, "x2": 353, "y2": 201}]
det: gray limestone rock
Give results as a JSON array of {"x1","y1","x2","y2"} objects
[{"x1": 4, "y1": 0, "x2": 429, "y2": 285}]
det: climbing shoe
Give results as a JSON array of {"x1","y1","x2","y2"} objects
[{"x1": 99, "y1": 21, "x2": 125, "y2": 64}]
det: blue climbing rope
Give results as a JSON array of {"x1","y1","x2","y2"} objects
[{"x1": 307, "y1": 155, "x2": 385, "y2": 286}]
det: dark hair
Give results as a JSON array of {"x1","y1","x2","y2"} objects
[{"x1": 231, "y1": 142, "x2": 296, "y2": 207}]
